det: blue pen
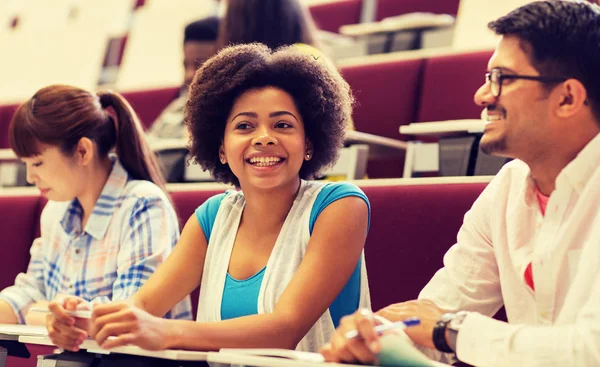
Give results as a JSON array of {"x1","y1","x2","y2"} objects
[{"x1": 344, "y1": 318, "x2": 421, "y2": 340}]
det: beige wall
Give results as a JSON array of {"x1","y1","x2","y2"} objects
[{"x1": 453, "y1": 0, "x2": 537, "y2": 51}]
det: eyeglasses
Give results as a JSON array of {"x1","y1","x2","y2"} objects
[{"x1": 485, "y1": 68, "x2": 567, "y2": 98}]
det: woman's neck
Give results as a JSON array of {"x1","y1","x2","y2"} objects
[
  {"x1": 240, "y1": 178, "x2": 302, "y2": 232},
  {"x1": 78, "y1": 158, "x2": 113, "y2": 229}
]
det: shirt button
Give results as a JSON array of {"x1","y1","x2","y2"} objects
[
  {"x1": 540, "y1": 311, "x2": 551, "y2": 323},
  {"x1": 75, "y1": 249, "x2": 81, "y2": 255}
]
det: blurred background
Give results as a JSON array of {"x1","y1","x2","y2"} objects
[{"x1": 0, "y1": 0, "x2": 542, "y2": 186}]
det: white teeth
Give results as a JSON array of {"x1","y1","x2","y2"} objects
[{"x1": 248, "y1": 156, "x2": 282, "y2": 166}]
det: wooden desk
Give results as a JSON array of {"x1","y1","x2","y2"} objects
[
  {"x1": 399, "y1": 120, "x2": 485, "y2": 178},
  {"x1": 399, "y1": 119, "x2": 485, "y2": 136},
  {"x1": 346, "y1": 130, "x2": 406, "y2": 159},
  {"x1": 19, "y1": 335, "x2": 208, "y2": 362},
  {"x1": 0, "y1": 150, "x2": 16, "y2": 161},
  {"x1": 209, "y1": 350, "x2": 452, "y2": 367},
  {"x1": 0, "y1": 325, "x2": 48, "y2": 367},
  {"x1": 340, "y1": 14, "x2": 455, "y2": 52}
]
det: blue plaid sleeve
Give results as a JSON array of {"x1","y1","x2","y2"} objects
[
  {"x1": 90, "y1": 196, "x2": 192, "y2": 320},
  {"x1": 0, "y1": 237, "x2": 48, "y2": 324}
]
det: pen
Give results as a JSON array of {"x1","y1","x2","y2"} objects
[
  {"x1": 344, "y1": 317, "x2": 420, "y2": 340},
  {"x1": 29, "y1": 307, "x2": 92, "y2": 319}
]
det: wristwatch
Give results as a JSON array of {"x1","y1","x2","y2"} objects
[{"x1": 433, "y1": 311, "x2": 469, "y2": 353}]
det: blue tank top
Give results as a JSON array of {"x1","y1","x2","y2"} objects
[{"x1": 196, "y1": 182, "x2": 370, "y2": 327}]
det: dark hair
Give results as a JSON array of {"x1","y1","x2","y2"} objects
[
  {"x1": 9, "y1": 85, "x2": 168, "y2": 194},
  {"x1": 184, "y1": 16, "x2": 220, "y2": 44},
  {"x1": 185, "y1": 43, "x2": 352, "y2": 187},
  {"x1": 216, "y1": 0, "x2": 320, "y2": 50},
  {"x1": 488, "y1": 0, "x2": 600, "y2": 120}
]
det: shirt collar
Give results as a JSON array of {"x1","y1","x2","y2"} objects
[
  {"x1": 555, "y1": 132, "x2": 600, "y2": 194},
  {"x1": 523, "y1": 171, "x2": 538, "y2": 209},
  {"x1": 59, "y1": 157, "x2": 129, "y2": 240},
  {"x1": 520, "y1": 132, "x2": 600, "y2": 206}
]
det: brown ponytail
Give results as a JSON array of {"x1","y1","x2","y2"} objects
[
  {"x1": 95, "y1": 90, "x2": 168, "y2": 194},
  {"x1": 9, "y1": 85, "x2": 168, "y2": 195}
]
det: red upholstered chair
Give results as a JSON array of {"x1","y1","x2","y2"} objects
[
  {"x1": 416, "y1": 50, "x2": 493, "y2": 123},
  {"x1": 121, "y1": 87, "x2": 180, "y2": 131},
  {"x1": 361, "y1": 182, "x2": 487, "y2": 311},
  {"x1": 0, "y1": 195, "x2": 41, "y2": 291},
  {"x1": 375, "y1": 0, "x2": 461, "y2": 21},
  {"x1": 0, "y1": 104, "x2": 20, "y2": 149},
  {"x1": 7, "y1": 344, "x2": 56, "y2": 367},
  {"x1": 341, "y1": 58, "x2": 425, "y2": 177},
  {"x1": 169, "y1": 187, "x2": 230, "y2": 318},
  {"x1": 309, "y1": 0, "x2": 362, "y2": 33}
]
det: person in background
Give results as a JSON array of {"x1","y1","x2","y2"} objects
[
  {"x1": 321, "y1": 1, "x2": 600, "y2": 367},
  {"x1": 1, "y1": 85, "x2": 191, "y2": 348},
  {"x1": 50, "y1": 43, "x2": 371, "y2": 353},
  {"x1": 216, "y1": 0, "x2": 321, "y2": 51},
  {"x1": 147, "y1": 17, "x2": 219, "y2": 141}
]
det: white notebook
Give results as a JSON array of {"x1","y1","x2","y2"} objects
[{"x1": 219, "y1": 348, "x2": 325, "y2": 363}]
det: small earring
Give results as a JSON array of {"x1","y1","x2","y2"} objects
[
  {"x1": 305, "y1": 152, "x2": 311, "y2": 160},
  {"x1": 220, "y1": 157, "x2": 226, "y2": 164}
]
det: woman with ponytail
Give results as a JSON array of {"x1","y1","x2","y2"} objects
[{"x1": 0, "y1": 85, "x2": 191, "y2": 342}]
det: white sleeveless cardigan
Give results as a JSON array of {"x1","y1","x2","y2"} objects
[{"x1": 196, "y1": 180, "x2": 371, "y2": 352}]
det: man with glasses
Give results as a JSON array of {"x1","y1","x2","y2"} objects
[{"x1": 321, "y1": 1, "x2": 600, "y2": 366}]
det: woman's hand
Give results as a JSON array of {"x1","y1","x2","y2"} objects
[
  {"x1": 320, "y1": 308, "x2": 384, "y2": 364},
  {"x1": 25, "y1": 301, "x2": 49, "y2": 325},
  {"x1": 46, "y1": 296, "x2": 91, "y2": 351},
  {"x1": 92, "y1": 302, "x2": 172, "y2": 350}
]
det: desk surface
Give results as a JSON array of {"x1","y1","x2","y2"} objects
[
  {"x1": 340, "y1": 14, "x2": 454, "y2": 37},
  {"x1": 0, "y1": 150, "x2": 16, "y2": 161},
  {"x1": 210, "y1": 351, "x2": 368, "y2": 367},
  {"x1": 19, "y1": 335, "x2": 209, "y2": 361},
  {"x1": 400, "y1": 120, "x2": 486, "y2": 136},
  {"x1": 0, "y1": 325, "x2": 47, "y2": 341},
  {"x1": 210, "y1": 351, "x2": 452, "y2": 367}
]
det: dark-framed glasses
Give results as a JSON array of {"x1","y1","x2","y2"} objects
[{"x1": 485, "y1": 68, "x2": 567, "y2": 98}]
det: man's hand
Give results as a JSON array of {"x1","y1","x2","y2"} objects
[{"x1": 376, "y1": 299, "x2": 444, "y2": 349}]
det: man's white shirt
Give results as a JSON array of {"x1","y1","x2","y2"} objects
[{"x1": 419, "y1": 132, "x2": 600, "y2": 366}]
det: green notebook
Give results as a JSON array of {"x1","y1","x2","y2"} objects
[{"x1": 377, "y1": 333, "x2": 438, "y2": 367}]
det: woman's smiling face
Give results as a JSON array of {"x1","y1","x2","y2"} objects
[{"x1": 220, "y1": 86, "x2": 310, "y2": 191}]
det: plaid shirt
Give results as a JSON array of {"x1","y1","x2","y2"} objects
[{"x1": 0, "y1": 158, "x2": 192, "y2": 323}]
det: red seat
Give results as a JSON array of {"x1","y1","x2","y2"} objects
[
  {"x1": 375, "y1": 0, "x2": 461, "y2": 21},
  {"x1": 0, "y1": 195, "x2": 41, "y2": 290},
  {"x1": 170, "y1": 188, "x2": 229, "y2": 317},
  {"x1": 121, "y1": 87, "x2": 180, "y2": 130},
  {"x1": 0, "y1": 104, "x2": 20, "y2": 149},
  {"x1": 417, "y1": 50, "x2": 493, "y2": 123},
  {"x1": 309, "y1": 0, "x2": 362, "y2": 33},
  {"x1": 7, "y1": 344, "x2": 56, "y2": 367},
  {"x1": 362, "y1": 182, "x2": 487, "y2": 311},
  {"x1": 341, "y1": 58, "x2": 424, "y2": 177}
]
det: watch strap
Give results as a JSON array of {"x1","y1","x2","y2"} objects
[{"x1": 432, "y1": 314, "x2": 454, "y2": 353}]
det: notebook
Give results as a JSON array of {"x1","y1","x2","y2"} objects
[
  {"x1": 219, "y1": 348, "x2": 325, "y2": 363},
  {"x1": 377, "y1": 333, "x2": 450, "y2": 367}
]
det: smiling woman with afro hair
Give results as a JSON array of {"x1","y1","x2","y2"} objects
[
  {"x1": 186, "y1": 43, "x2": 353, "y2": 186},
  {"x1": 84, "y1": 43, "x2": 371, "y2": 355}
]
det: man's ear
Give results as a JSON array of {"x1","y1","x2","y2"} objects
[
  {"x1": 75, "y1": 137, "x2": 94, "y2": 166},
  {"x1": 555, "y1": 79, "x2": 588, "y2": 118}
]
